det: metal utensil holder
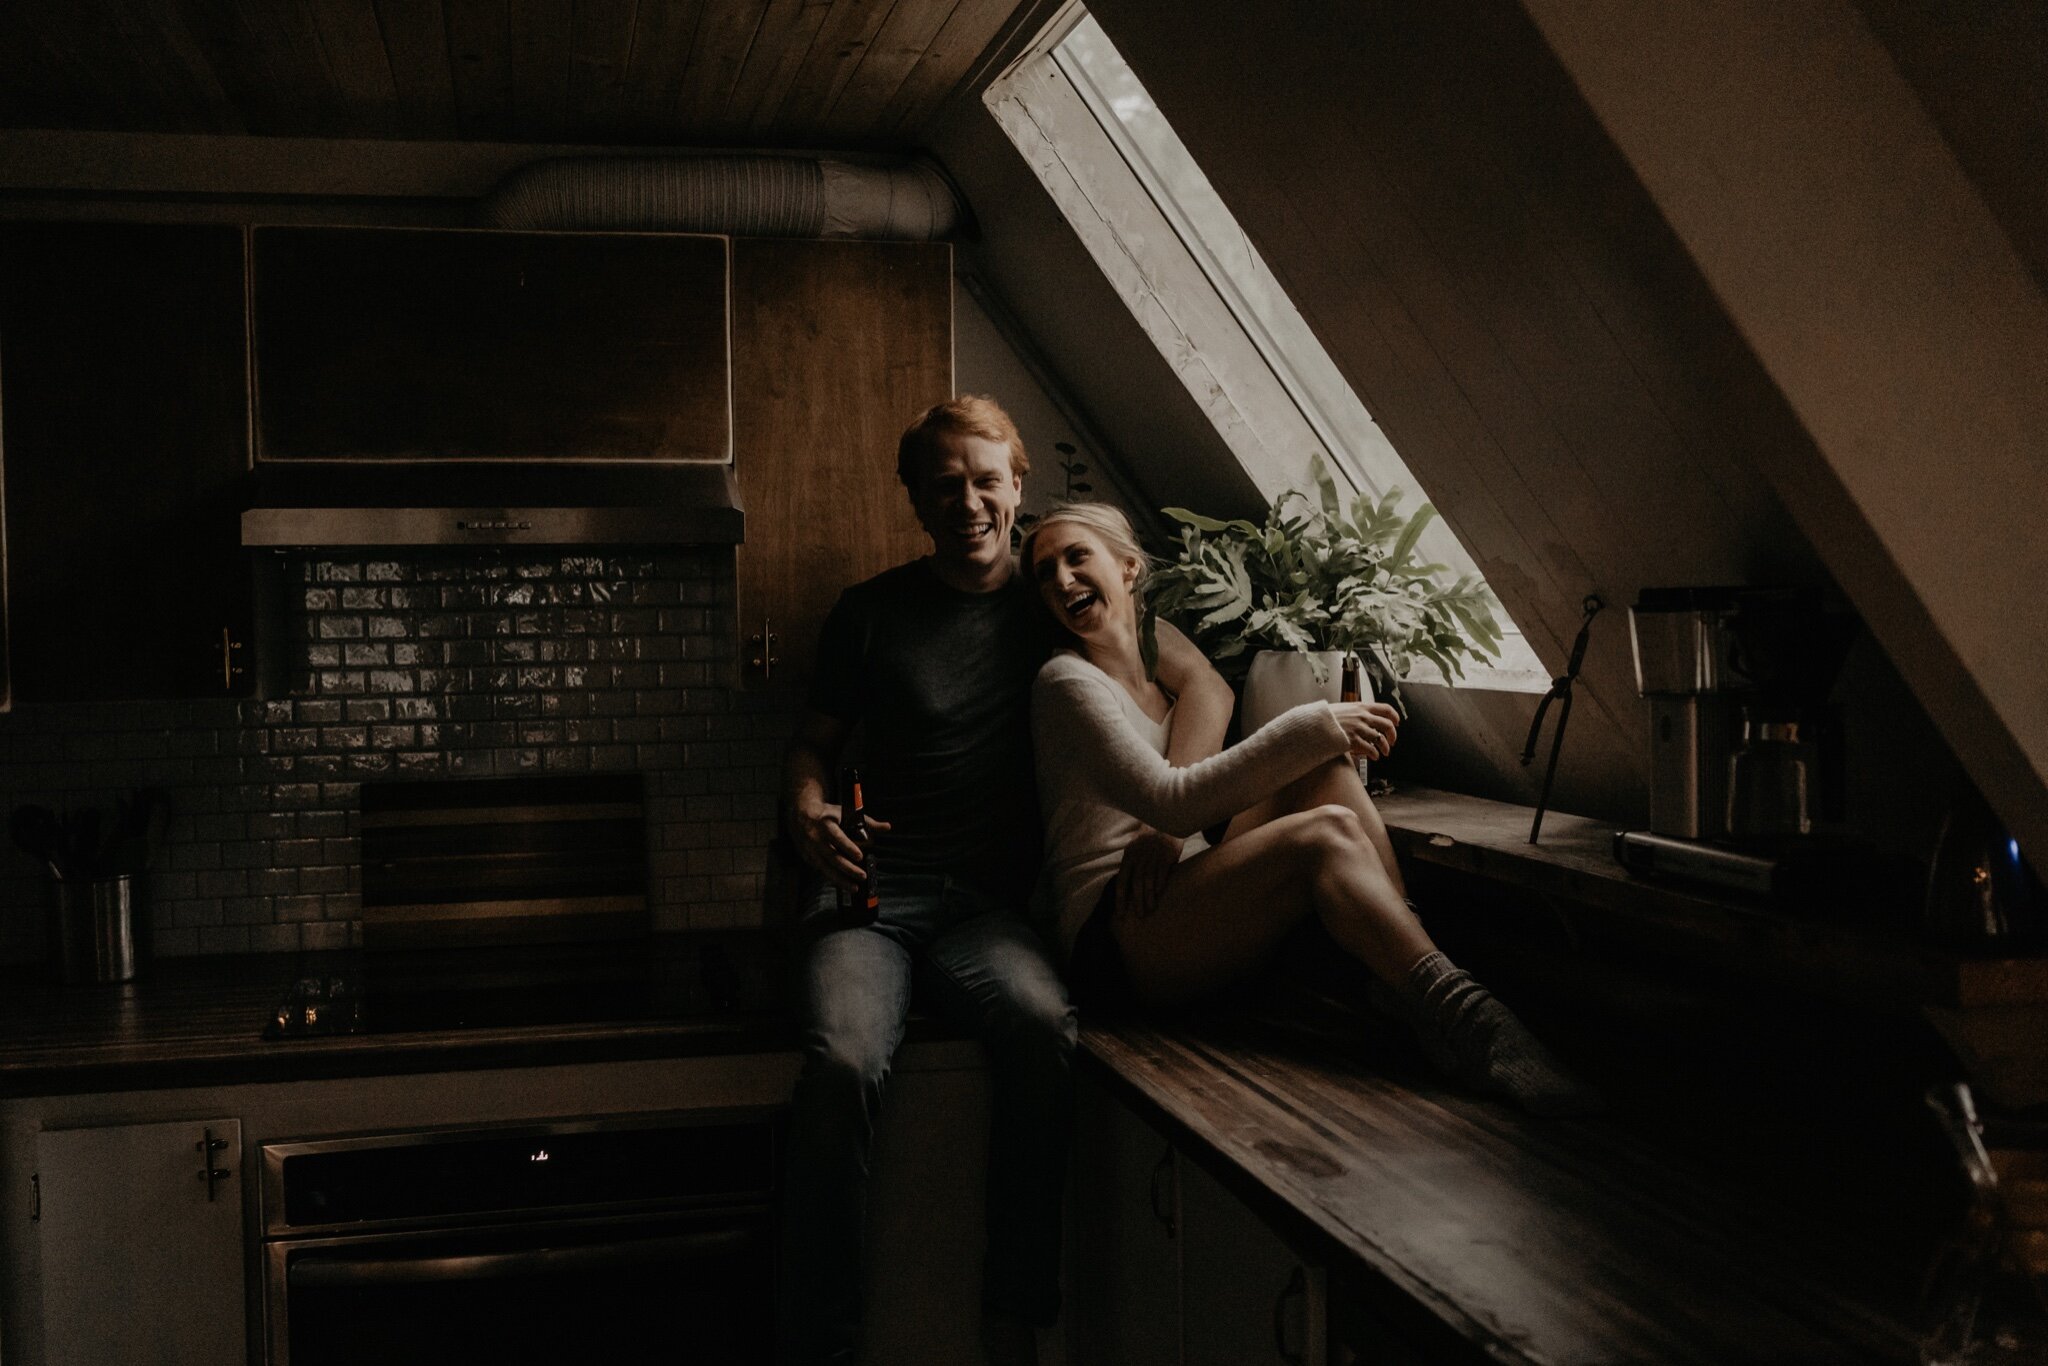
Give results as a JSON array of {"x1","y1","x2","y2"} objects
[{"x1": 48, "y1": 874, "x2": 141, "y2": 984}]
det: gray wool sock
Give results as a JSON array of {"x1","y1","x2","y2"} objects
[{"x1": 1392, "y1": 952, "x2": 1604, "y2": 1118}]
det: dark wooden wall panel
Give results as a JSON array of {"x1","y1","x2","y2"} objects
[{"x1": 731, "y1": 240, "x2": 951, "y2": 693}]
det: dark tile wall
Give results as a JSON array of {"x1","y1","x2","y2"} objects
[{"x1": 0, "y1": 548, "x2": 788, "y2": 962}]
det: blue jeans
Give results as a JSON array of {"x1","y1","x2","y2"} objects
[{"x1": 776, "y1": 871, "x2": 1077, "y2": 1366}]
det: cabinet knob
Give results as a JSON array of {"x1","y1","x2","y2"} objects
[
  {"x1": 194, "y1": 1128, "x2": 232, "y2": 1201},
  {"x1": 218, "y1": 628, "x2": 245, "y2": 692},
  {"x1": 1149, "y1": 1147, "x2": 1178, "y2": 1238},
  {"x1": 747, "y1": 617, "x2": 780, "y2": 681}
]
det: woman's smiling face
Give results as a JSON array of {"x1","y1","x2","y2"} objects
[{"x1": 1030, "y1": 521, "x2": 1138, "y2": 641}]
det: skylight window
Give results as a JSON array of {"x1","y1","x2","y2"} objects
[{"x1": 985, "y1": 9, "x2": 1548, "y2": 690}]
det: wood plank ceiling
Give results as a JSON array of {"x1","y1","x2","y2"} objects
[{"x1": 0, "y1": 0, "x2": 1027, "y2": 147}]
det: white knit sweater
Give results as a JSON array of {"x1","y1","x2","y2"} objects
[{"x1": 1030, "y1": 651, "x2": 1352, "y2": 954}]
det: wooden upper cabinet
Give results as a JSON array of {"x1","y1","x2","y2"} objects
[
  {"x1": 731, "y1": 240, "x2": 952, "y2": 694},
  {"x1": 0, "y1": 221, "x2": 254, "y2": 702},
  {"x1": 251, "y1": 227, "x2": 731, "y2": 463}
]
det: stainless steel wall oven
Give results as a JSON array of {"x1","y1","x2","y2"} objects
[{"x1": 260, "y1": 1109, "x2": 780, "y2": 1365}]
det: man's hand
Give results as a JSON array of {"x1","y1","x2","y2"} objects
[
  {"x1": 791, "y1": 796, "x2": 891, "y2": 894},
  {"x1": 1115, "y1": 826, "x2": 1182, "y2": 921},
  {"x1": 784, "y1": 708, "x2": 896, "y2": 895}
]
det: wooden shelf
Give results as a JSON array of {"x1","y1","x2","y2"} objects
[{"x1": 1375, "y1": 787, "x2": 2048, "y2": 1009}]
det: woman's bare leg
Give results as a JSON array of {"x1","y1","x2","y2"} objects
[
  {"x1": 1220, "y1": 758, "x2": 1406, "y2": 899},
  {"x1": 1117, "y1": 801, "x2": 1602, "y2": 1116},
  {"x1": 1113, "y1": 805, "x2": 1430, "y2": 1009}
]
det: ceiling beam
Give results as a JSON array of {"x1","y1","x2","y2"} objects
[{"x1": 0, "y1": 129, "x2": 906, "y2": 200}]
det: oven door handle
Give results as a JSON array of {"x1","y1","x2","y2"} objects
[{"x1": 289, "y1": 1227, "x2": 758, "y2": 1287}]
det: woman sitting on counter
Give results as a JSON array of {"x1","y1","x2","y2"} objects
[{"x1": 1022, "y1": 502, "x2": 1598, "y2": 1116}]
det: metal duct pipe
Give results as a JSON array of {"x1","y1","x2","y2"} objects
[{"x1": 476, "y1": 154, "x2": 962, "y2": 240}]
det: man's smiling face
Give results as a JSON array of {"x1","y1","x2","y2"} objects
[{"x1": 910, "y1": 430, "x2": 1024, "y2": 583}]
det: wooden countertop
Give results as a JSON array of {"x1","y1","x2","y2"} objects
[
  {"x1": 1083, "y1": 1007, "x2": 1926, "y2": 1366},
  {"x1": 1375, "y1": 787, "x2": 2048, "y2": 1010},
  {"x1": 0, "y1": 932, "x2": 807, "y2": 1098}
]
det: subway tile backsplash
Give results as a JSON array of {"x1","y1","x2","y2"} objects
[{"x1": 0, "y1": 549, "x2": 789, "y2": 962}]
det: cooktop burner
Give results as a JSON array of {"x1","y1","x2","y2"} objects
[{"x1": 264, "y1": 935, "x2": 786, "y2": 1039}]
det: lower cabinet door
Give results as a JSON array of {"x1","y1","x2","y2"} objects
[
  {"x1": 37, "y1": 1117, "x2": 246, "y2": 1366},
  {"x1": 1180, "y1": 1158, "x2": 1325, "y2": 1366},
  {"x1": 862, "y1": 1056, "x2": 991, "y2": 1366},
  {"x1": 1064, "y1": 1078, "x2": 1181, "y2": 1366}
]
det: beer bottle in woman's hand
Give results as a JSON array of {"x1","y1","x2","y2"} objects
[
  {"x1": 1340, "y1": 654, "x2": 1369, "y2": 781},
  {"x1": 839, "y1": 767, "x2": 880, "y2": 924}
]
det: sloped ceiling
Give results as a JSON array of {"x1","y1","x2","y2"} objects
[
  {"x1": 1518, "y1": 0, "x2": 2048, "y2": 862},
  {"x1": 1853, "y1": 0, "x2": 2048, "y2": 297},
  {"x1": 1067, "y1": 0, "x2": 2028, "y2": 846}
]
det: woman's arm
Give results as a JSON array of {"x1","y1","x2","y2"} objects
[
  {"x1": 1036, "y1": 664, "x2": 1349, "y2": 839},
  {"x1": 1119, "y1": 623, "x2": 1229, "y2": 916},
  {"x1": 1151, "y1": 620, "x2": 1232, "y2": 767}
]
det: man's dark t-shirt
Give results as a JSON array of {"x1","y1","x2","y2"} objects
[{"x1": 808, "y1": 558, "x2": 1054, "y2": 899}]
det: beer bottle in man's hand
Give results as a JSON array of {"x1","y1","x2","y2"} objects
[{"x1": 839, "y1": 767, "x2": 880, "y2": 924}]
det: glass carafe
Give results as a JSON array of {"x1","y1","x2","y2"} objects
[
  {"x1": 1923, "y1": 1084, "x2": 2048, "y2": 1366},
  {"x1": 1726, "y1": 710, "x2": 1810, "y2": 840}
]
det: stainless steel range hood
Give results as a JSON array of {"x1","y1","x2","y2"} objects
[{"x1": 240, "y1": 463, "x2": 744, "y2": 548}]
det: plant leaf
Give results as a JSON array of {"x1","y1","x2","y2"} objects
[
  {"x1": 1163, "y1": 507, "x2": 1231, "y2": 532},
  {"x1": 1388, "y1": 502, "x2": 1436, "y2": 570},
  {"x1": 1311, "y1": 453, "x2": 1342, "y2": 521}
]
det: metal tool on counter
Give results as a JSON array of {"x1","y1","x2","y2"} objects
[
  {"x1": 1520, "y1": 594, "x2": 1602, "y2": 844},
  {"x1": 1924, "y1": 788, "x2": 2045, "y2": 951}
]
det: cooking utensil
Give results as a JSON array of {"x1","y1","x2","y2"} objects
[
  {"x1": 10, "y1": 805, "x2": 66, "y2": 879},
  {"x1": 10, "y1": 790, "x2": 171, "y2": 882},
  {"x1": 108, "y1": 789, "x2": 169, "y2": 876},
  {"x1": 66, "y1": 808, "x2": 102, "y2": 878}
]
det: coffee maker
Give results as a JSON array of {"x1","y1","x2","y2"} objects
[{"x1": 1626, "y1": 587, "x2": 1854, "y2": 843}]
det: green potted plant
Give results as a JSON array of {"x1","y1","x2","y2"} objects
[{"x1": 1142, "y1": 455, "x2": 1505, "y2": 730}]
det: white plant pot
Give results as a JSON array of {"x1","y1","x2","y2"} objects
[{"x1": 1242, "y1": 649, "x2": 1371, "y2": 783}]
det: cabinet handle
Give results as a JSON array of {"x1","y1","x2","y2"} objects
[
  {"x1": 1273, "y1": 1265, "x2": 1327, "y2": 1365},
  {"x1": 1149, "y1": 1147, "x2": 1178, "y2": 1238},
  {"x1": 1275, "y1": 1266, "x2": 1306, "y2": 1363},
  {"x1": 219, "y1": 627, "x2": 245, "y2": 691},
  {"x1": 747, "y1": 615, "x2": 780, "y2": 681},
  {"x1": 195, "y1": 1128, "x2": 232, "y2": 1201}
]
